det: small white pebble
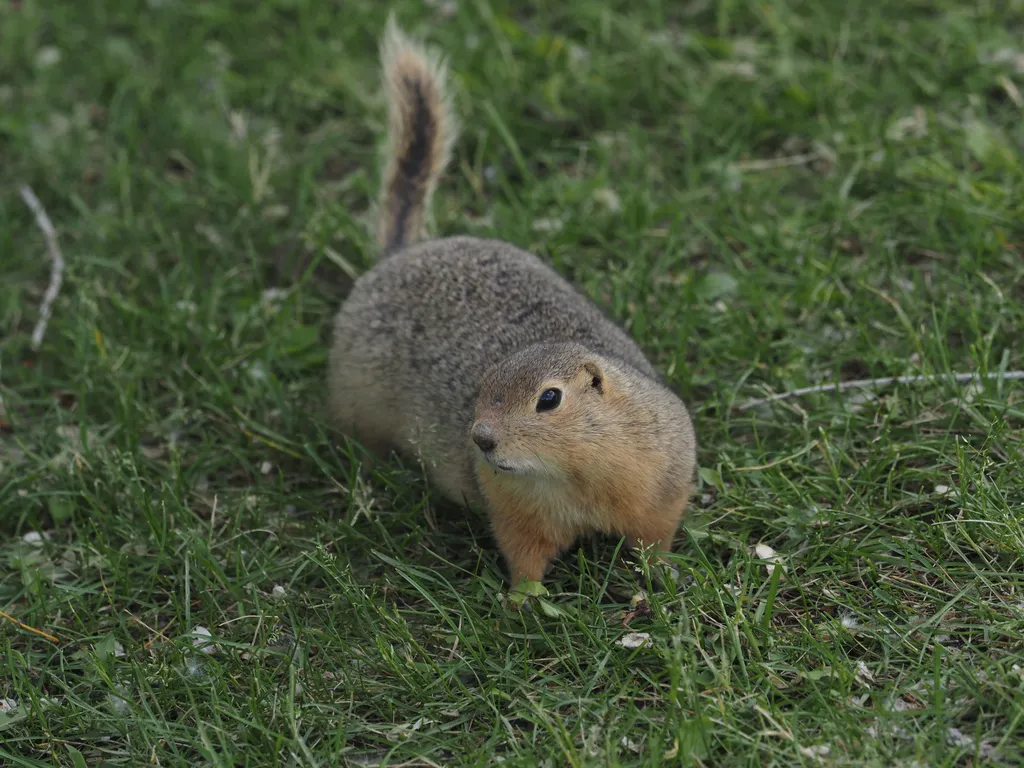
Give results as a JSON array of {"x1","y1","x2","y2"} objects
[
  {"x1": 245, "y1": 361, "x2": 268, "y2": 382},
  {"x1": 260, "y1": 287, "x2": 287, "y2": 308},
  {"x1": 272, "y1": 585, "x2": 286, "y2": 599},
  {"x1": 616, "y1": 632, "x2": 653, "y2": 649},
  {"x1": 532, "y1": 217, "x2": 564, "y2": 233},
  {"x1": 593, "y1": 187, "x2": 621, "y2": 213},
  {"x1": 35, "y1": 47, "x2": 62, "y2": 69},
  {"x1": 260, "y1": 461, "x2": 273, "y2": 475},
  {"x1": 22, "y1": 531, "x2": 45, "y2": 545}
]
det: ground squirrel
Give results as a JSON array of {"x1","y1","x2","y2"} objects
[{"x1": 328, "y1": 18, "x2": 698, "y2": 585}]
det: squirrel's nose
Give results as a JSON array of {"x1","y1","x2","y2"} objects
[{"x1": 471, "y1": 423, "x2": 498, "y2": 453}]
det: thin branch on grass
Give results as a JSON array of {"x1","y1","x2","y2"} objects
[
  {"x1": 0, "y1": 608, "x2": 59, "y2": 644},
  {"x1": 733, "y1": 440, "x2": 820, "y2": 472},
  {"x1": 729, "y1": 152, "x2": 820, "y2": 172},
  {"x1": 19, "y1": 185, "x2": 66, "y2": 351},
  {"x1": 737, "y1": 371, "x2": 1024, "y2": 411}
]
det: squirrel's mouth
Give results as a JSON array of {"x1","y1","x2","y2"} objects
[{"x1": 480, "y1": 452, "x2": 523, "y2": 474}]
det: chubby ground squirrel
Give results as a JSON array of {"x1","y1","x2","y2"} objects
[{"x1": 328, "y1": 18, "x2": 698, "y2": 585}]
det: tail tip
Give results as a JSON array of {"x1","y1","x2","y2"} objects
[{"x1": 380, "y1": 15, "x2": 454, "y2": 103}]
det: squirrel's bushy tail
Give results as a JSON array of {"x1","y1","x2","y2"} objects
[{"x1": 376, "y1": 16, "x2": 458, "y2": 255}]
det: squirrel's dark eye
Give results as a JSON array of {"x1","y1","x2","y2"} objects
[{"x1": 536, "y1": 388, "x2": 562, "y2": 412}]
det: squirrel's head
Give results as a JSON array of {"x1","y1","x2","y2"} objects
[{"x1": 470, "y1": 343, "x2": 614, "y2": 479}]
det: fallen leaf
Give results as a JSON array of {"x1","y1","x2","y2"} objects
[
  {"x1": 593, "y1": 187, "x2": 621, "y2": 213},
  {"x1": 753, "y1": 543, "x2": 785, "y2": 575},
  {"x1": 798, "y1": 745, "x2": 831, "y2": 758},
  {"x1": 617, "y1": 632, "x2": 653, "y2": 649},
  {"x1": 190, "y1": 626, "x2": 218, "y2": 655}
]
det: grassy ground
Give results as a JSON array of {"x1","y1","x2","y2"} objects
[{"x1": 2, "y1": 0, "x2": 1024, "y2": 765}]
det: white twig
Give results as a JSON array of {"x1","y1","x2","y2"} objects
[
  {"x1": 19, "y1": 185, "x2": 65, "y2": 351},
  {"x1": 737, "y1": 371, "x2": 1024, "y2": 411},
  {"x1": 729, "y1": 153, "x2": 819, "y2": 172}
]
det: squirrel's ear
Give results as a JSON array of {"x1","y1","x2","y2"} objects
[{"x1": 583, "y1": 361, "x2": 604, "y2": 394}]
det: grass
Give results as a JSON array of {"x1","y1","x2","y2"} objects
[{"x1": 2, "y1": 0, "x2": 1024, "y2": 764}]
